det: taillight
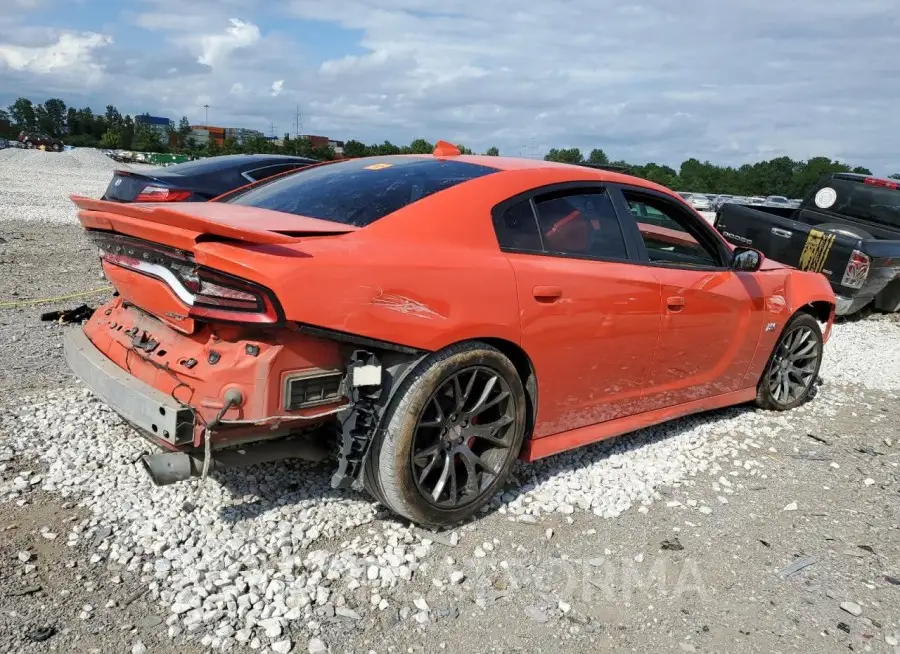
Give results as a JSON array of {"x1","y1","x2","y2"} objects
[
  {"x1": 189, "y1": 268, "x2": 281, "y2": 324},
  {"x1": 99, "y1": 245, "x2": 282, "y2": 325},
  {"x1": 841, "y1": 249, "x2": 871, "y2": 289},
  {"x1": 134, "y1": 185, "x2": 193, "y2": 202},
  {"x1": 864, "y1": 177, "x2": 899, "y2": 190}
]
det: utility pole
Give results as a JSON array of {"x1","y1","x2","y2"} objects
[
  {"x1": 203, "y1": 104, "x2": 209, "y2": 125},
  {"x1": 294, "y1": 106, "x2": 302, "y2": 139}
]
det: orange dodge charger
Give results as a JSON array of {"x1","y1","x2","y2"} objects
[{"x1": 66, "y1": 142, "x2": 836, "y2": 527}]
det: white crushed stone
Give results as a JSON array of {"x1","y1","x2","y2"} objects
[
  {"x1": 0, "y1": 148, "x2": 144, "y2": 224},
  {"x1": 2, "y1": 315, "x2": 895, "y2": 647},
  {"x1": 819, "y1": 315, "x2": 900, "y2": 390},
  {"x1": 0, "y1": 147, "x2": 897, "y2": 648}
]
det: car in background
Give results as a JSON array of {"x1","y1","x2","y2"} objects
[
  {"x1": 715, "y1": 173, "x2": 900, "y2": 316},
  {"x1": 18, "y1": 131, "x2": 64, "y2": 152},
  {"x1": 712, "y1": 194, "x2": 734, "y2": 210},
  {"x1": 685, "y1": 193, "x2": 712, "y2": 211},
  {"x1": 101, "y1": 154, "x2": 320, "y2": 203},
  {"x1": 765, "y1": 195, "x2": 790, "y2": 207},
  {"x1": 66, "y1": 144, "x2": 836, "y2": 526}
]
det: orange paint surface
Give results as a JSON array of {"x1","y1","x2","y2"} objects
[{"x1": 72, "y1": 153, "x2": 836, "y2": 458}]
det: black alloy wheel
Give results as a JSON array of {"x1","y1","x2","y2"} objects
[
  {"x1": 757, "y1": 312, "x2": 823, "y2": 410},
  {"x1": 365, "y1": 342, "x2": 527, "y2": 527}
]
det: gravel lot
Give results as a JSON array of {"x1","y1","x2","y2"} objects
[{"x1": 1, "y1": 149, "x2": 898, "y2": 654}]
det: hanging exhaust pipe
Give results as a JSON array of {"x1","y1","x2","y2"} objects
[{"x1": 141, "y1": 438, "x2": 330, "y2": 487}]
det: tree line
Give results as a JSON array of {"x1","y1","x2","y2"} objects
[{"x1": 2, "y1": 96, "x2": 895, "y2": 197}]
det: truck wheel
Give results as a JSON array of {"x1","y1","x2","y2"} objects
[
  {"x1": 874, "y1": 279, "x2": 900, "y2": 313},
  {"x1": 366, "y1": 342, "x2": 527, "y2": 527},
  {"x1": 756, "y1": 313, "x2": 823, "y2": 411}
]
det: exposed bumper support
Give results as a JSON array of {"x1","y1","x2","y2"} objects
[
  {"x1": 64, "y1": 327, "x2": 195, "y2": 445},
  {"x1": 142, "y1": 437, "x2": 329, "y2": 486}
]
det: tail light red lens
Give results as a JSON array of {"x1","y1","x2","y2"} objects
[
  {"x1": 864, "y1": 177, "x2": 899, "y2": 190},
  {"x1": 96, "y1": 234, "x2": 283, "y2": 325},
  {"x1": 189, "y1": 268, "x2": 282, "y2": 324},
  {"x1": 134, "y1": 185, "x2": 193, "y2": 202},
  {"x1": 841, "y1": 249, "x2": 871, "y2": 290}
]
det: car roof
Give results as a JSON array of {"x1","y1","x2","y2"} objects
[
  {"x1": 831, "y1": 172, "x2": 895, "y2": 184},
  {"x1": 355, "y1": 154, "x2": 677, "y2": 196}
]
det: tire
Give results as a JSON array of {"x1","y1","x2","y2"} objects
[
  {"x1": 756, "y1": 313, "x2": 823, "y2": 411},
  {"x1": 51, "y1": 143, "x2": 62, "y2": 152},
  {"x1": 365, "y1": 342, "x2": 527, "y2": 527}
]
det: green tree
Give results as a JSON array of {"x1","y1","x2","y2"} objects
[
  {"x1": 889, "y1": 173, "x2": 900, "y2": 180},
  {"x1": 406, "y1": 138, "x2": 433, "y2": 154},
  {"x1": 544, "y1": 148, "x2": 584, "y2": 164},
  {"x1": 65, "y1": 107, "x2": 79, "y2": 135},
  {"x1": 343, "y1": 139, "x2": 370, "y2": 158},
  {"x1": 133, "y1": 115, "x2": 161, "y2": 152},
  {"x1": 456, "y1": 144, "x2": 473, "y2": 155},
  {"x1": 587, "y1": 148, "x2": 609, "y2": 165},
  {"x1": 42, "y1": 99, "x2": 67, "y2": 136},
  {"x1": 105, "y1": 105, "x2": 122, "y2": 128},
  {"x1": 100, "y1": 129, "x2": 121, "y2": 148},
  {"x1": 119, "y1": 115, "x2": 134, "y2": 149},
  {"x1": 9, "y1": 98, "x2": 36, "y2": 131},
  {"x1": 177, "y1": 116, "x2": 191, "y2": 148},
  {"x1": 485, "y1": 146, "x2": 500, "y2": 156},
  {"x1": 374, "y1": 141, "x2": 401, "y2": 155}
]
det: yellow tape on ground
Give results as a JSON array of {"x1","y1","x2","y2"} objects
[{"x1": 0, "y1": 287, "x2": 112, "y2": 309}]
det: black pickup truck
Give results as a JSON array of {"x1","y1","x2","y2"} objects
[{"x1": 714, "y1": 173, "x2": 900, "y2": 316}]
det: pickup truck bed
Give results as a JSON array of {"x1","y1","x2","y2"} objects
[{"x1": 713, "y1": 174, "x2": 900, "y2": 316}]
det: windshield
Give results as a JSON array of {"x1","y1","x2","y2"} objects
[
  {"x1": 812, "y1": 178, "x2": 900, "y2": 229},
  {"x1": 228, "y1": 156, "x2": 499, "y2": 227}
]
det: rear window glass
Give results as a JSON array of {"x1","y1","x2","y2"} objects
[
  {"x1": 813, "y1": 178, "x2": 900, "y2": 229},
  {"x1": 227, "y1": 156, "x2": 498, "y2": 227}
]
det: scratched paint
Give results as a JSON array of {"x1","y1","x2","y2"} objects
[{"x1": 368, "y1": 288, "x2": 445, "y2": 320}]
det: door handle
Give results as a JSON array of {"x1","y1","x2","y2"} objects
[
  {"x1": 666, "y1": 296, "x2": 686, "y2": 312},
  {"x1": 533, "y1": 286, "x2": 563, "y2": 302}
]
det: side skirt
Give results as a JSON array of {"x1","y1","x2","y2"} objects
[{"x1": 521, "y1": 387, "x2": 758, "y2": 461}]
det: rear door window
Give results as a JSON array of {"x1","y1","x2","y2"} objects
[
  {"x1": 229, "y1": 156, "x2": 499, "y2": 227},
  {"x1": 534, "y1": 191, "x2": 628, "y2": 260},
  {"x1": 810, "y1": 177, "x2": 900, "y2": 229}
]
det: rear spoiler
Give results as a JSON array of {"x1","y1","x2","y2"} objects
[{"x1": 70, "y1": 195, "x2": 356, "y2": 246}]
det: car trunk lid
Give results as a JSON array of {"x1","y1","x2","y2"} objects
[{"x1": 71, "y1": 196, "x2": 357, "y2": 333}]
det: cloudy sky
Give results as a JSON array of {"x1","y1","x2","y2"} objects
[{"x1": 1, "y1": 0, "x2": 898, "y2": 173}]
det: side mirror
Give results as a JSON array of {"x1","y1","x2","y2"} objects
[{"x1": 731, "y1": 246, "x2": 764, "y2": 272}]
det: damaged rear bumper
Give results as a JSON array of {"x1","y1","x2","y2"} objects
[{"x1": 64, "y1": 327, "x2": 195, "y2": 443}]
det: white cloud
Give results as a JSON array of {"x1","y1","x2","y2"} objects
[
  {"x1": 0, "y1": 31, "x2": 111, "y2": 75},
  {"x1": 196, "y1": 18, "x2": 260, "y2": 67},
  {"x1": 270, "y1": 79, "x2": 284, "y2": 97}
]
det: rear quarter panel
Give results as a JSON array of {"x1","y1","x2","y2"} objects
[{"x1": 193, "y1": 168, "x2": 602, "y2": 351}]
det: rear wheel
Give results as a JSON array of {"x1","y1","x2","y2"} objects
[
  {"x1": 756, "y1": 313, "x2": 823, "y2": 410},
  {"x1": 365, "y1": 342, "x2": 527, "y2": 527},
  {"x1": 51, "y1": 142, "x2": 62, "y2": 152}
]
